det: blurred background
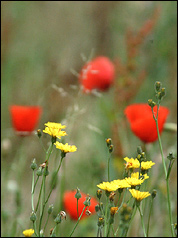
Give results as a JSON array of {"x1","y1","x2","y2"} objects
[{"x1": 1, "y1": 1, "x2": 177, "y2": 237}]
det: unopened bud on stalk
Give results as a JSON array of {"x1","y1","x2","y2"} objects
[
  {"x1": 106, "y1": 138, "x2": 112, "y2": 147},
  {"x1": 36, "y1": 167, "x2": 43, "y2": 176},
  {"x1": 83, "y1": 195, "x2": 91, "y2": 207},
  {"x1": 96, "y1": 189, "x2": 102, "y2": 199},
  {"x1": 151, "y1": 189, "x2": 157, "y2": 199},
  {"x1": 148, "y1": 99, "x2": 156, "y2": 108},
  {"x1": 75, "y1": 188, "x2": 82, "y2": 200},
  {"x1": 160, "y1": 88, "x2": 166, "y2": 98},
  {"x1": 167, "y1": 152, "x2": 175, "y2": 161},
  {"x1": 37, "y1": 129, "x2": 42, "y2": 138},
  {"x1": 155, "y1": 81, "x2": 162, "y2": 92},
  {"x1": 109, "y1": 145, "x2": 114, "y2": 153},
  {"x1": 48, "y1": 204, "x2": 54, "y2": 214},
  {"x1": 137, "y1": 146, "x2": 142, "y2": 155},
  {"x1": 97, "y1": 217, "x2": 104, "y2": 227},
  {"x1": 30, "y1": 211, "x2": 37, "y2": 222},
  {"x1": 30, "y1": 158, "x2": 37, "y2": 170},
  {"x1": 95, "y1": 204, "x2": 100, "y2": 212}
]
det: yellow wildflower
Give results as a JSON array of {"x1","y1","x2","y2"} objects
[
  {"x1": 124, "y1": 157, "x2": 140, "y2": 169},
  {"x1": 23, "y1": 229, "x2": 34, "y2": 237},
  {"x1": 129, "y1": 189, "x2": 151, "y2": 202},
  {"x1": 124, "y1": 177, "x2": 144, "y2": 187},
  {"x1": 112, "y1": 179, "x2": 131, "y2": 189},
  {"x1": 54, "y1": 141, "x2": 77, "y2": 153},
  {"x1": 43, "y1": 122, "x2": 67, "y2": 138},
  {"x1": 131, "y1": 172, "x2": 149, "y2": 180},
  {"x1": 141, "y1": 161, "x2": 155, "y2": 171},
  {"x1": 97, "y1": 181, "x2": 118, "y2": 192}
]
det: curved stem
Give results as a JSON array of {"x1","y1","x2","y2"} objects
[{"x1": 69, "y1": 206, "x2": 87, "y2": 237}]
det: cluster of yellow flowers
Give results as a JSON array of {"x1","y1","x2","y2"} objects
[
  {"x1": 97, "y1": 157, "x2": 155, "y2": 202},
  {"x1": 124, "y1": 157, "x2": 155, "y2": 171},
  {"x1": 43, "y1": 122, "x2": 77, "y2": 153}
]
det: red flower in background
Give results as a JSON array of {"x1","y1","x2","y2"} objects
[
  {"x1": 79, "y1": 56, "x2": 115, "y2": 92},
  {"x1": 63, "y1": 190, "x2": 98, "y2": 220},
  {"x1": 124, "y1": 103, "x2": 169, "y2": 143},
  {"x1": 9, "y1": 105, "x2": 42, "y2": 135}
]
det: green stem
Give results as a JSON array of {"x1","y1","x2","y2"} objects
[
  {"x1": 69, "y1": 206, "x2": 87, "y2": 237},
  {"x1": 45, "y1": 155, "x2": 65, "y2": 205},
  {"x1": 43, "y1": 213, "x2": 50, "y2": 233},
  {"x1": 123, "y1": 203, "x2": 137, "y2": 237},
  {"x1": 152, "y1": 109, "x2": 174, "y2": 236},
  {"x1": 146, "y1": 198, "x2": 153, "y2": 237},
  {"x1": 39, "y1": 143, "x2": 54, "y2": 233},
  {"x1": 104, "y1": 197, "x2": 109, "y2": 237},
  {"x1": 108, "y1": 154, "x2": 111, "y2": 181},
  {"x1": 33, "y1": 221, "x2": 38, "y2": 237},
  {"x1": 31, "y1": 170, "x2": 35, "y2": 211},
  {"x1": 138, "y1": 205, "x2": 147, "y2": 237}
]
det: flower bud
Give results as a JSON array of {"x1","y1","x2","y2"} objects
[
  {"x1": 75, "y1": 188, "x2": 82, "y2": 200},
  {"x1": 155, "y1": 81, "x2": 162, "y2": 92},
  {"x1": 30, "y1": 158, "x2": 37, "y2": 170},
  {"x1": 109, "y1": 145, "x2": 114, "y2": 153},
  {"x1": 48, "y1": 204, "x2": 54, "y2": 214},
  {"x1": 30, "y1": 211, "x2": 37, "y2": 222},
  {"x1": 83, "y1": 195, "x2": 91, "y2": 207},
  {"x1": 106, "y1": 138, "x2": 112, "y2": 147},
  {"x1": 43, "y1": 167, "x2": 49, "y2": 177},
  {"x1": 36, "y1": 167, "x2": 43, "y2": 176},
  {"x1": 148, "y1": 99, "x2": 156, "y2": 108},
  {"x1": 167, "y1": 152, "x2": 175, "y2": 161},
  {"x1": 151, "y1": 189, "x2": 157, "y2": 199},
  {"x1": 60, "y1": 211, "x2": 67, "y2": 220},
  {"x1": 97, "y1": 217, "x2": 104, "y2": 227},
  {"x1": 109, "y1": 192, "x2": 116, "y2": 201},
  {"x1": 160, "y1": 88, "x2": 166, "y2": 98},
  {"x1": 137, "y1": 146, "x2": 142, "y2": 155},
  {"x1": 54, "y1": 215, "x2": 61, "y2": 224},
  {"x1": 96, "y1": 189, "x2": 102, "y2": 199},
  {"x1": 95, "y1": 204, "x2": 100, "y2": 212},
  {"x1": 37, "y1": 129, "x2": 42, "y2": 138},
  {"x1": 85, "y1": 209, "x2": 92, "y2": 216}
]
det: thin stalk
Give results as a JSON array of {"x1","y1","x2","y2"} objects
[
  {"x1": 122, "y1": 203, "x2": 137, "y2": 237},
  {"x1": 152, "y1": 108, "x2": 174, "y2": 236},
  {"x1": 108, "y1": 154, "x2": 111, "y2": 181},
  {"x1": 69, "y1": 206, "x2": 87, "y2": 237},
  {"x1": 39, "y1": 143, "x2": 54, "y2": 233},
  {"x1": 45, "y1": 155, "x2": 65, "y2": 205},
  {"x1": 104, "y1": 197, "x2": 109, "y2": 237},
  {"x1": 138, "y1": 205, "x2": 147, "y2": 237},
  {"x1": 31, "y1": 170, "x2": 35, "y2": 211},
  {"x1": 146, "y1": 198, "x2": 153, "y2": 236},
  {"x1": 43, "y1": 213, "x2": 50, "y2": 233}
]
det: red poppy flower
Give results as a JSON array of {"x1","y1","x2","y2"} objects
[
  {"x1": 63, "y1": 190, "x2": 98, "y2": 220},
  {"x1": 9, "y1": 105, "x2": 42, "y2": 135},
  {"x1": 79, "y1": 56, "x2": 115, "y2": 92},
  {"x1": 124, "y1": 103, "x2": 169, "y2": 143}
]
